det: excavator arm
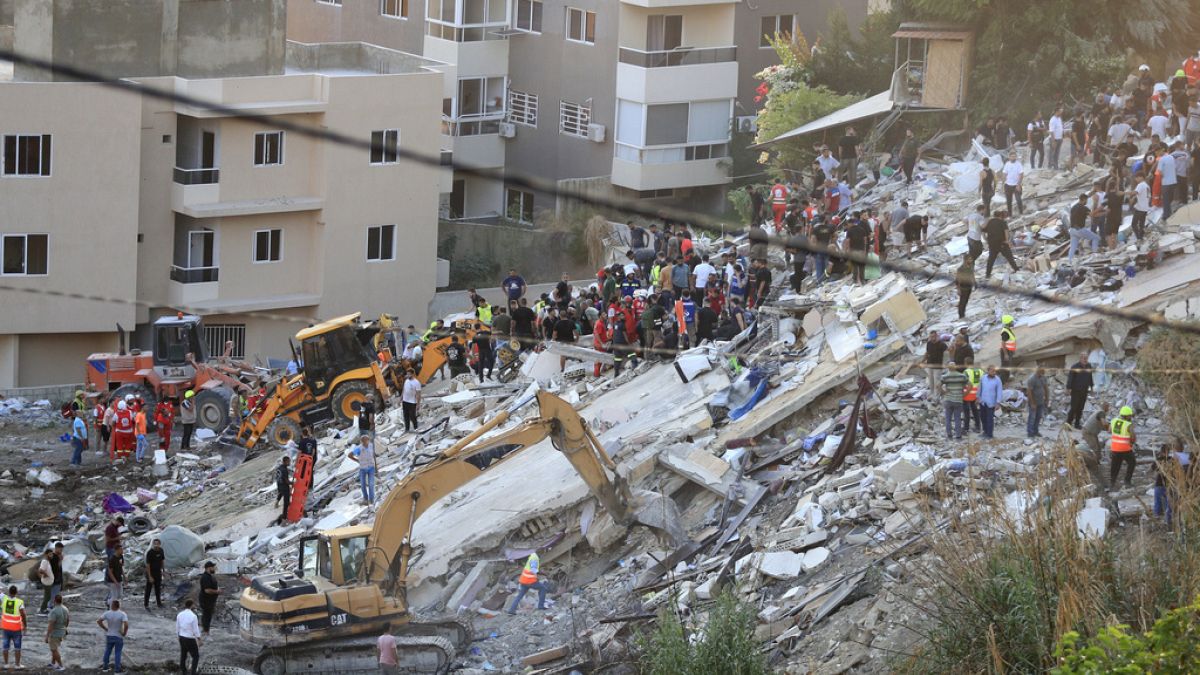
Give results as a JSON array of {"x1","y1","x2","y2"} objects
[{"x1": 363, "y1": 388, "x2": 684, "y2": 596}]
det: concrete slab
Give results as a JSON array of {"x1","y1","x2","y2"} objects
[{"x1": 758, "y1": 551, "x2": 804, "y2": 580}]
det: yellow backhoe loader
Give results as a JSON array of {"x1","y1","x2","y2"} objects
[{"x1": 238, "y1": 388, "x2": 686, "y2": 674}]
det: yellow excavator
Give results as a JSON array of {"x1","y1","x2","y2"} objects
[{"x1": 238, "y1": 388, "x2": 686, "y2": 674}]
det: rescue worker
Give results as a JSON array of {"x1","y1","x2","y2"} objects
[
  {"x1": 134, "y1": 401, "x2": 148, "y2": 462},
  {"x1": 94, "y1": 394, "x2": 110, "y2": 457},
  {"x1": 274, "y1": 456, "x2": 291, "y2": 525},
  {"x1": 1, "y1": 585, "x2": 26, "y2": 670},
  {"x1": 770, "y1": 179, "x2": 788, "y2": 226},
  {"x1": 230, "y1": 391, "x2": 248, "y2": 425},
  {"x1": 475, "y1": 298, "x2": 494, "y2": 326},
  {"x1": 961, "y1": 358, "x2": 983, "y2": 434},
  {"x1": 154, "y1": 398, "x2": 175, "y2": 451},
  {"x1": 998, "y1": 315, "x2": 1017, "y2": 382},
  {"x1": 180, "y1": 390, "x2": 197, "y2": 451},
  {"x1": 506, "y1": 552, "x2": 548, "y2": 614},
  {"x1": 111, "y1": 400, "x2": 135, "y2": 463},
  {"x1": 591, "y1": 312, "x2": 610, "y2": 378},
  {"x1": 1110, "y1": 406, "x2": 1137, "y2": 489},
  {"x1": 71, "y1": 390, "x2": 87, "y2": 415}
]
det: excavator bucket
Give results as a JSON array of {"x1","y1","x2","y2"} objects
[
  {"x1": 214, "y1": 428, "x2": 249, "y2": 468},
  {"x1": 630, "y1": 488, "x2": 689, "y2": 548}
]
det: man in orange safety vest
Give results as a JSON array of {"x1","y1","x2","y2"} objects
[{"x1": 506, "y1": 552, "x2": 549, "y2": 615}]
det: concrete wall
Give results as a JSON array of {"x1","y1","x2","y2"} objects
[
  {"x1": 13, "y1": 0, "x2": 285, "y2": 81},
  {"x1": 0, "y1": 81, "x2": 141, "y2": 334},
  {"x1": 17, "y1": 331, "x2": 118, "y2": 387},
  {"x1": 213, "y1": 112, "x2": 322, "y2": 202},
  {"x1": 287, "y1": 0, "x2": 424, "y2": 54},
  {"x1": 733, "y1": 0, "x2": 869, "y2": 113},
  {"x1": 437, "y1": 220, "x2": 592, "y2": 289}
]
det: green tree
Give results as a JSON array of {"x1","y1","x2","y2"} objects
[
  {"x1": 1054, "y1": 597, "x2": 1200, "y2": 674},
  {"x1": 809, "y1": 8, "x2": 904, "y2": 96},
  {"x1": 638, "y1": 592, "x2": 767, "y2": 675}
]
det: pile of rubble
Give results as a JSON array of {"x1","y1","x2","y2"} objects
[{"x1": 2, "y1": 143, "x2": 1198, "y2": 672}]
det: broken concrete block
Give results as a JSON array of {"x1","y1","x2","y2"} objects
[
  {"x1": 36, "y1": 468, "x2": 63, "y2": 486},
  {"x1": 158, "y1": 525, "x2": 206, "y2": 568},
  {"x1": 695, "y1": 576, "x2": 719, "y2": 600},
  {"x1": 1076, "y1": 504, "x2": 1108, "y2": 539},
  {"x1": 817, "y1": 492, "x2": 841, "y2": 510},
  {"x1": 675, "y1": 351, "x2": 714, "y2": 383},
  {"x1": 447, "y1": 561, "x2": 494, "y2": 613},
  {"x1": 801, "y1": 547, "x2": 830, "y2": 572},
  {"x1": 758, "y1": 551, "x2": 804, "y2": 580}
]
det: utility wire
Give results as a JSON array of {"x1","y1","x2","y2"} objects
[{"x1": 1, "y1": 48, "x2": 1199, "y2": 339}]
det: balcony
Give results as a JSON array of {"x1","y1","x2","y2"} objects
[
  {"x1": 612, "y1": 142, "x2": 730, "y2": 191},
  {"x1": 616, "y1": 55, "x2": 737, "y2": 104},
  {"x1": 167, "y1": 266, "x2": 219, "y2": 306},
  {"x1": 173, "y1": 167, "x2": 220, "y2": 185},
  {"x1": 170, "y1": 265, "x2": 219, "y2": 283},
  {"x1": 618, "y1": 46, "x2": 736, "y2": 68}
]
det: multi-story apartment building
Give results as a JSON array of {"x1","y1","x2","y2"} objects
[
  {"x1": 287, "y1": 0, "x2": 867, "y2": 221},
  {"x1": 0, "y1": 0, "x2": 446, "y2": 387}
]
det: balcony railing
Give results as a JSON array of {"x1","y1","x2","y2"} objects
[
  {"x1": 170, "y1": 265, "x2": 219, "y2": 284},
  {"x1": 615, "y1": 141, "x2": 729, "y2": 164},
  {"x1": 173, "y1": 167, "x2": 220, "y2": 185},
  {"x1": 442, "y1": 111, "x2": 506, "y2": 137},
  {"x1": 618, "y1": 46, "x2": 736, "y2": 68}
]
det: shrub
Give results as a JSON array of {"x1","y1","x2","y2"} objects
[
  {"x1": 638, "y1": 591, "x2": 767, "y2": 675},
  {"x1": 1054, "y1": 597, "x2": 1200, "y2": 673}
]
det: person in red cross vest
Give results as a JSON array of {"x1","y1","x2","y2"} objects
[{"x1": 111, "y1": 401, "x2": 135, "y2": 463}]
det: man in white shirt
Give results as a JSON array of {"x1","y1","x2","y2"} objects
[
  {"x1": 1048, "y1": 106, "x2": 1065, "y2": 170},
  {"x1": 966, "y1": 204, "x2": 986, "y2": 260},
  {"x1": 691, "y1": 255, "x2": 717, "y2": 294},
  {"x1": 816, "y1": 147, "x2": 840, "y2": 181},
  {"x1": 1002, "y1": 152, "x2": 1024, "y2": 215},
  {"x1": 401, "y1": 369, "x2": 422, "y2": 433},
  {"x1": 177, "y1": 599, "x2": 202, "y2": 675},
  {"x1": 1171, "y1": 141, "x2": 1190, "y2": 206},
  {"x1": 1159, "y1": 146, "x2": 1178, "y2": 220},
  {"x1": 1147, "y1": 113, "x2": 1170, "y2": 142},
  {"x1": 1108, "y1": 118, "x2": 1133, "y2": 146},
  {"x1": 1131, "y1": 172, "x2": 1150, "y2": 242}
]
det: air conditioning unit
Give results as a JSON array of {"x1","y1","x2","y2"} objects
[
  {"x1": 498, "y1": 122, "x2": 517, "y2": 139},
  {"x1": 587, "y1": 123, "x2": 607, "y2": 143},
  {"x1": 736, "y1": 115, "x2": 758, "y2": 133}
]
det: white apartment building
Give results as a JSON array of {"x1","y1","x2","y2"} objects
[
  {"x1": 288, "y1": 0, "x2": 868, "y2": 222},
  {"x1": 0, "y1": 1, "x2": 447, "y2": 387}
]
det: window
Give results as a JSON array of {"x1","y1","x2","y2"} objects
[
  {"x1": 455, "y1": 77, "x2": 506, "y2": 117},
  {"x1": 426, "y1": 0, "x2": 506, "y2": 41},
  {"x1": 203, "y1": 323, "x2": 246, "y2": 360},
  {"x1": 615, "y1": 99, "x2": 732, "y2": 164},
  {"x1": 646, "y1": 14, "x2": 682, "y2": 51},
  {"x1": 760, "y1": 14, "x2": 796, "y2": 48},
  {"x1": 559, "y1": 100, "x2": 591, "y2": 138},
  {"x1": 367, "y1": 225, "x2": 396, "y2": 261},
  {"x1": 317, "y1": 0, "x2": 342, "y2": 6},
  {"x1": 2, "y1": 234, "x2": 48, "y2": 276},
  {"x1": 508, "y1": 90, "x2": 538, "y2": 127},
  {"x1": 505, "y1": 188, "x2": 534, "y2": 224},
  {"x1": 638, "y1": 188, "x2": 675, "y2": 199},
  {"x1": 370, "y1": 129, "x2": 399, "y2": 164},
  {"x1": 646, "y1": 103, "x2": 689, "y2": 145},
  {"x1": 254, "y1": 229, "x2": 282, "y2": 263},
  {"x1": 381, "y1": 0, "x2": 408, "y2": 18},
  {"x1": 514, "y1": 0, "x2": 542, "y2": 32},
  {"x1": 2, "y1": 135, "x2": 51, "y2": 176},
  {"x1": 565, "y1": 7, "x2": 595, "y2": 44},
  {"x1": 254, "y1": 131, "x2": 284, "y2": 166}
]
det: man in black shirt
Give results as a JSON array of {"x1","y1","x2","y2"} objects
[
  {"x1": 696, "y1": 304, "x2": 718, "y2": 343},
  {"x1": 472, "y1": 329, "x2": 495, "y2": 381},
  {"x1": 924, "y1": 330, "x2": 947, "y2": 397},
  {"x1": 837, "y1": 126, "x2": 861, "y2": 184},
  {"x1": 144, "y1": 538, "x2": 165, "y2": 609},
  {"x1": 1065, "y1": 351, "x2": 1094, "y2": 428},
  {"x1": 510, "y1": 298, "x2": 537, "y2": 340},
  {"x1": 843, "y1": 216, "x2": 871, "y2": 284},
  {"x1": 903, "y1": 214, "x2": 929, "y2": 250},
  {"x1": 274, "y1": 455, "x2": 291, "y2": 525},
  {"x1": 198, "y1": 561, "x2": 221, "y2": 636},
  {"x1": 750, "y1": 261, "x2": 772, "y2": 309},
  {"x1": 554, "y1": 313, "x2": 577, "y2": 371},
  {"x1": 356, "y1": 400, "x2": 374, "y2": 439},
  {"x1": 445, "y1": 335, "x2": 468, "y2": 377},
  {"x1": 984, "y1": 211, "x2": 1019, "y2": 277},
  {"x1": 297, "y1": 426, "x2": 317, "y2": 492}
]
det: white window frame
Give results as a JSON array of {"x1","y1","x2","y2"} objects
[
  {"x1": 760, "y1": 14, "x2": 797, "y2": 48},
  {"x1": 367, "y1": 224, "x2": 397, "y2": 262},
  {"x1": 559, "y1": 100, "x2": 591, "y2": 138},
  {"x1": 565, "y1": 7, "x2": 596, "y2": 45},
  {"x1": 508, "y1": 90, "x2": 538, "y2": 128},
  {"x1": 253, "y1": 228, "x2": 283, "y2": 264},
  {"x1": 317, "y1": 0, "x2": 343, "y2": 6},
  {"x1": 513, "y1": 0, "x2": 542, "y2": 33},
  {"x1": 2, "y1": 134, "x2": 52, "y2": 177},
  {"x1": 253, "y1": 131, "x2": 284, "y2": 167},
  {"x1": 370, "y1": 129, "x2": 400, "y2": 165},
  {"x1": 505, "y1": 188, "x2": 534, "y2": 224},
  {"x1": 381, "y1": 0, "x2": 408, "y2": 19},
  {"x1": 1, "y1": 234, "x2": 49, "y2": 276}
]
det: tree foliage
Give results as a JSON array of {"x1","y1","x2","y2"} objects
[
  {"x1": 809, "y1": 8, "x2": 904, "y2": 96},
  {"x1": 638, "y1": 592, "x2": 767, "y2": 675},
  {"x1": 906, "y1": 0, "x2": 1199, "y2": 119},
  {"x1": 1054, "y1": 597, "x2": 1200, "y2": 674}
]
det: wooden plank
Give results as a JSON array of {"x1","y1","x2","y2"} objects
[{"x1": 522, "y1": 645, "x2": 571, "y2": 667}]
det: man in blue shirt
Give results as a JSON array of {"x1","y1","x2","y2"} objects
[
  {"x1": 978, "y1": 364, "x2": 1004, "y2": 439},
  {"x1": 502, "y1": 269, "x2": 526, "y2": 303},
  {"x1": 70, "y1": 409, "x2": 88, "y2": 466}
]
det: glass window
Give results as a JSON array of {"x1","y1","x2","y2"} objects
[
  {"x1": 566, "y1": 8, "x2": 595, "y2": 44},
  {"x1": 254, "y1": 229, "x2": 282, "y2": 263},
  {"x1": 370, "y1": 129, "x2": 400, "y2": 164},
  {"x1": 514, "y1": 0, "x2": 542, "y2": 32},
  {"x1": 505, "y1": 188, "x2": 534, "y2": 224},
  {"x1": 2, "y1": 234, "x2": 48, "y2": 276},
  {"x1": 2, "y1": 135, "x2": 51, "y2": 176},
  {"x1": 616, "y1": 99, "x2": 643, "y2": 146},
  {"x1": 645, "y1": 103, "x2": 688, "y2": 145},
  {"x1": 338, "y1": 535, "x2": 367, "y2": 583},
  {"x1": 367, "y1": 224, "x2": 396, "y2": 261},
  {"x1": 458, "y1": 78, "x2": 483, "y2": 117},
  {"x1": 688, "y1": 100, "x2": 731, "y2": 143},
  {"x1": 381, "y1": 0, "x2": 407, "y2": 18},
  {"x1": 300, "y1": 538, "x2": 320, "y2": 578},
  {"x1": 254, "y1": 131, "x2": 284, "y2": 166}
]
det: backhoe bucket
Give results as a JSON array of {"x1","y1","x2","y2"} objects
[
  {"x1": 630, "y1": 488, "x2": 688, "y2": 547},
  {"x1": 214, "y1": 430, "x2": 248, "y2": 469}
]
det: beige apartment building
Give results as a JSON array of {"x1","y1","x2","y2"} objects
[
  {"x1": 0, "y1": 0, "x2": 447, "y2": 387},
  {"x1": 287, "y1": 0, "x2": 867, "y2": 221}
]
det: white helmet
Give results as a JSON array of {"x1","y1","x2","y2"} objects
[
  {"x1": 124, "y1": 394, "x2": 134, "y2": 402},
  {"x1": 117, "y1": 401, "x2": 128, "y2": 411}
]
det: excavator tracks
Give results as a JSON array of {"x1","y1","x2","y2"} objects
[{"x1": 253, "y1": 635, "x2": 455, "y2": 675}]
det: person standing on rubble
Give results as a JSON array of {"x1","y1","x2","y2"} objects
[
  {"x1": 45, "y1": 593, "x2": 68, "y2": 671},
  {"x1": 1068, "y1": 193, "x2": 1101, "y2": 262},
  {"x1": 104, "y1": 516, "x2": 124, "y2": 559},
  {"x1": 133, "y1": 401, "x2": 148, "y2": 463},
  {"x1": 978, "y1": 365, "x2": 1003, "y2": 439},
  {"x1": 1002, "y1": 152, "x2": 1024, "y2": 215},
  {"x1": 445, "y1": 335, "x2": 468, "y2": 379},
  {"x1": 176, "y1": 599, "x2": 201, "y2": 675},
  {"x1": 962, "y1": 358, "x2": 983, "y2": 435},
  {"x1": 274, "y1": 456, "x2": 291, "y2": 525},
  {"x1": 154, "y1": 397, "x2": 175, "y2": 453},
  {"x1": 924, "y1": 331, "x2": 947, "y2": 399},
  {"x1": 1049, "y1": 107, "x2": 1066, "y2": 170},
  {"x1": 143, "y1": 538, "x2": 165, "y2": 611},
  {"x1": 941, "y1": 362, "x2": 968, "y2": 440},
  {"x1": 97, "y1": 599, "x2": 128, "y2": 673},
  {"x1": 1109, "y1": 406, "x2": 1138, "y2": 489},
  {"x1": 998, "y1": 315, "x2": 1017, "y2": 381},
  {"x1": 506, "y1": 552, "x2": 549, "y2": 614},
  {"x1": 1065, "y1": 352, "x2": 1094, "y2": 429},
  {"x1": 1, "y1": 585, "x2": 26, "y2": 670},
  {"x1": 967, "y1": 205, "x2": 986, "y2": 260},
  {"x1": 979, "y1": 159, "x2": 996, "y2": 215},
  {"x1": 105, "y1": 544, "x2": 125, "y2": 609},
  {"x1": 956, "y1": 255, "x2": 976, "y2": 320},
  {"x1": 348, "y1": 435, "x2": 377, "y2": 506},
  {"x1": 179, "y1": 390, "x2": 196, "y2": 452},
  {"x1": 984, "y1": 211, "x2": 1019, "y2": 279},
  {"x1": 1027, "y1": 111, "x2": 1048, "y2": 169},
  {"x1": 198, "y1": 561, "x2": 221, "y2": 636},
  {"x1": 1082, "y1": 402, "x2": 1111, "y2": 454},
  {"x1": 70, "y1": 407, "x2": 88, "y2": 466},
  {"x1": 899, "y1": 128, "x2": 920, "y2": 184},
  {"x1": 1025, "y1": 366, "x2": 1050, "y2": 438},
  {"x1": 38, "y1": 546, "x2": 61, "y2": 615}
]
